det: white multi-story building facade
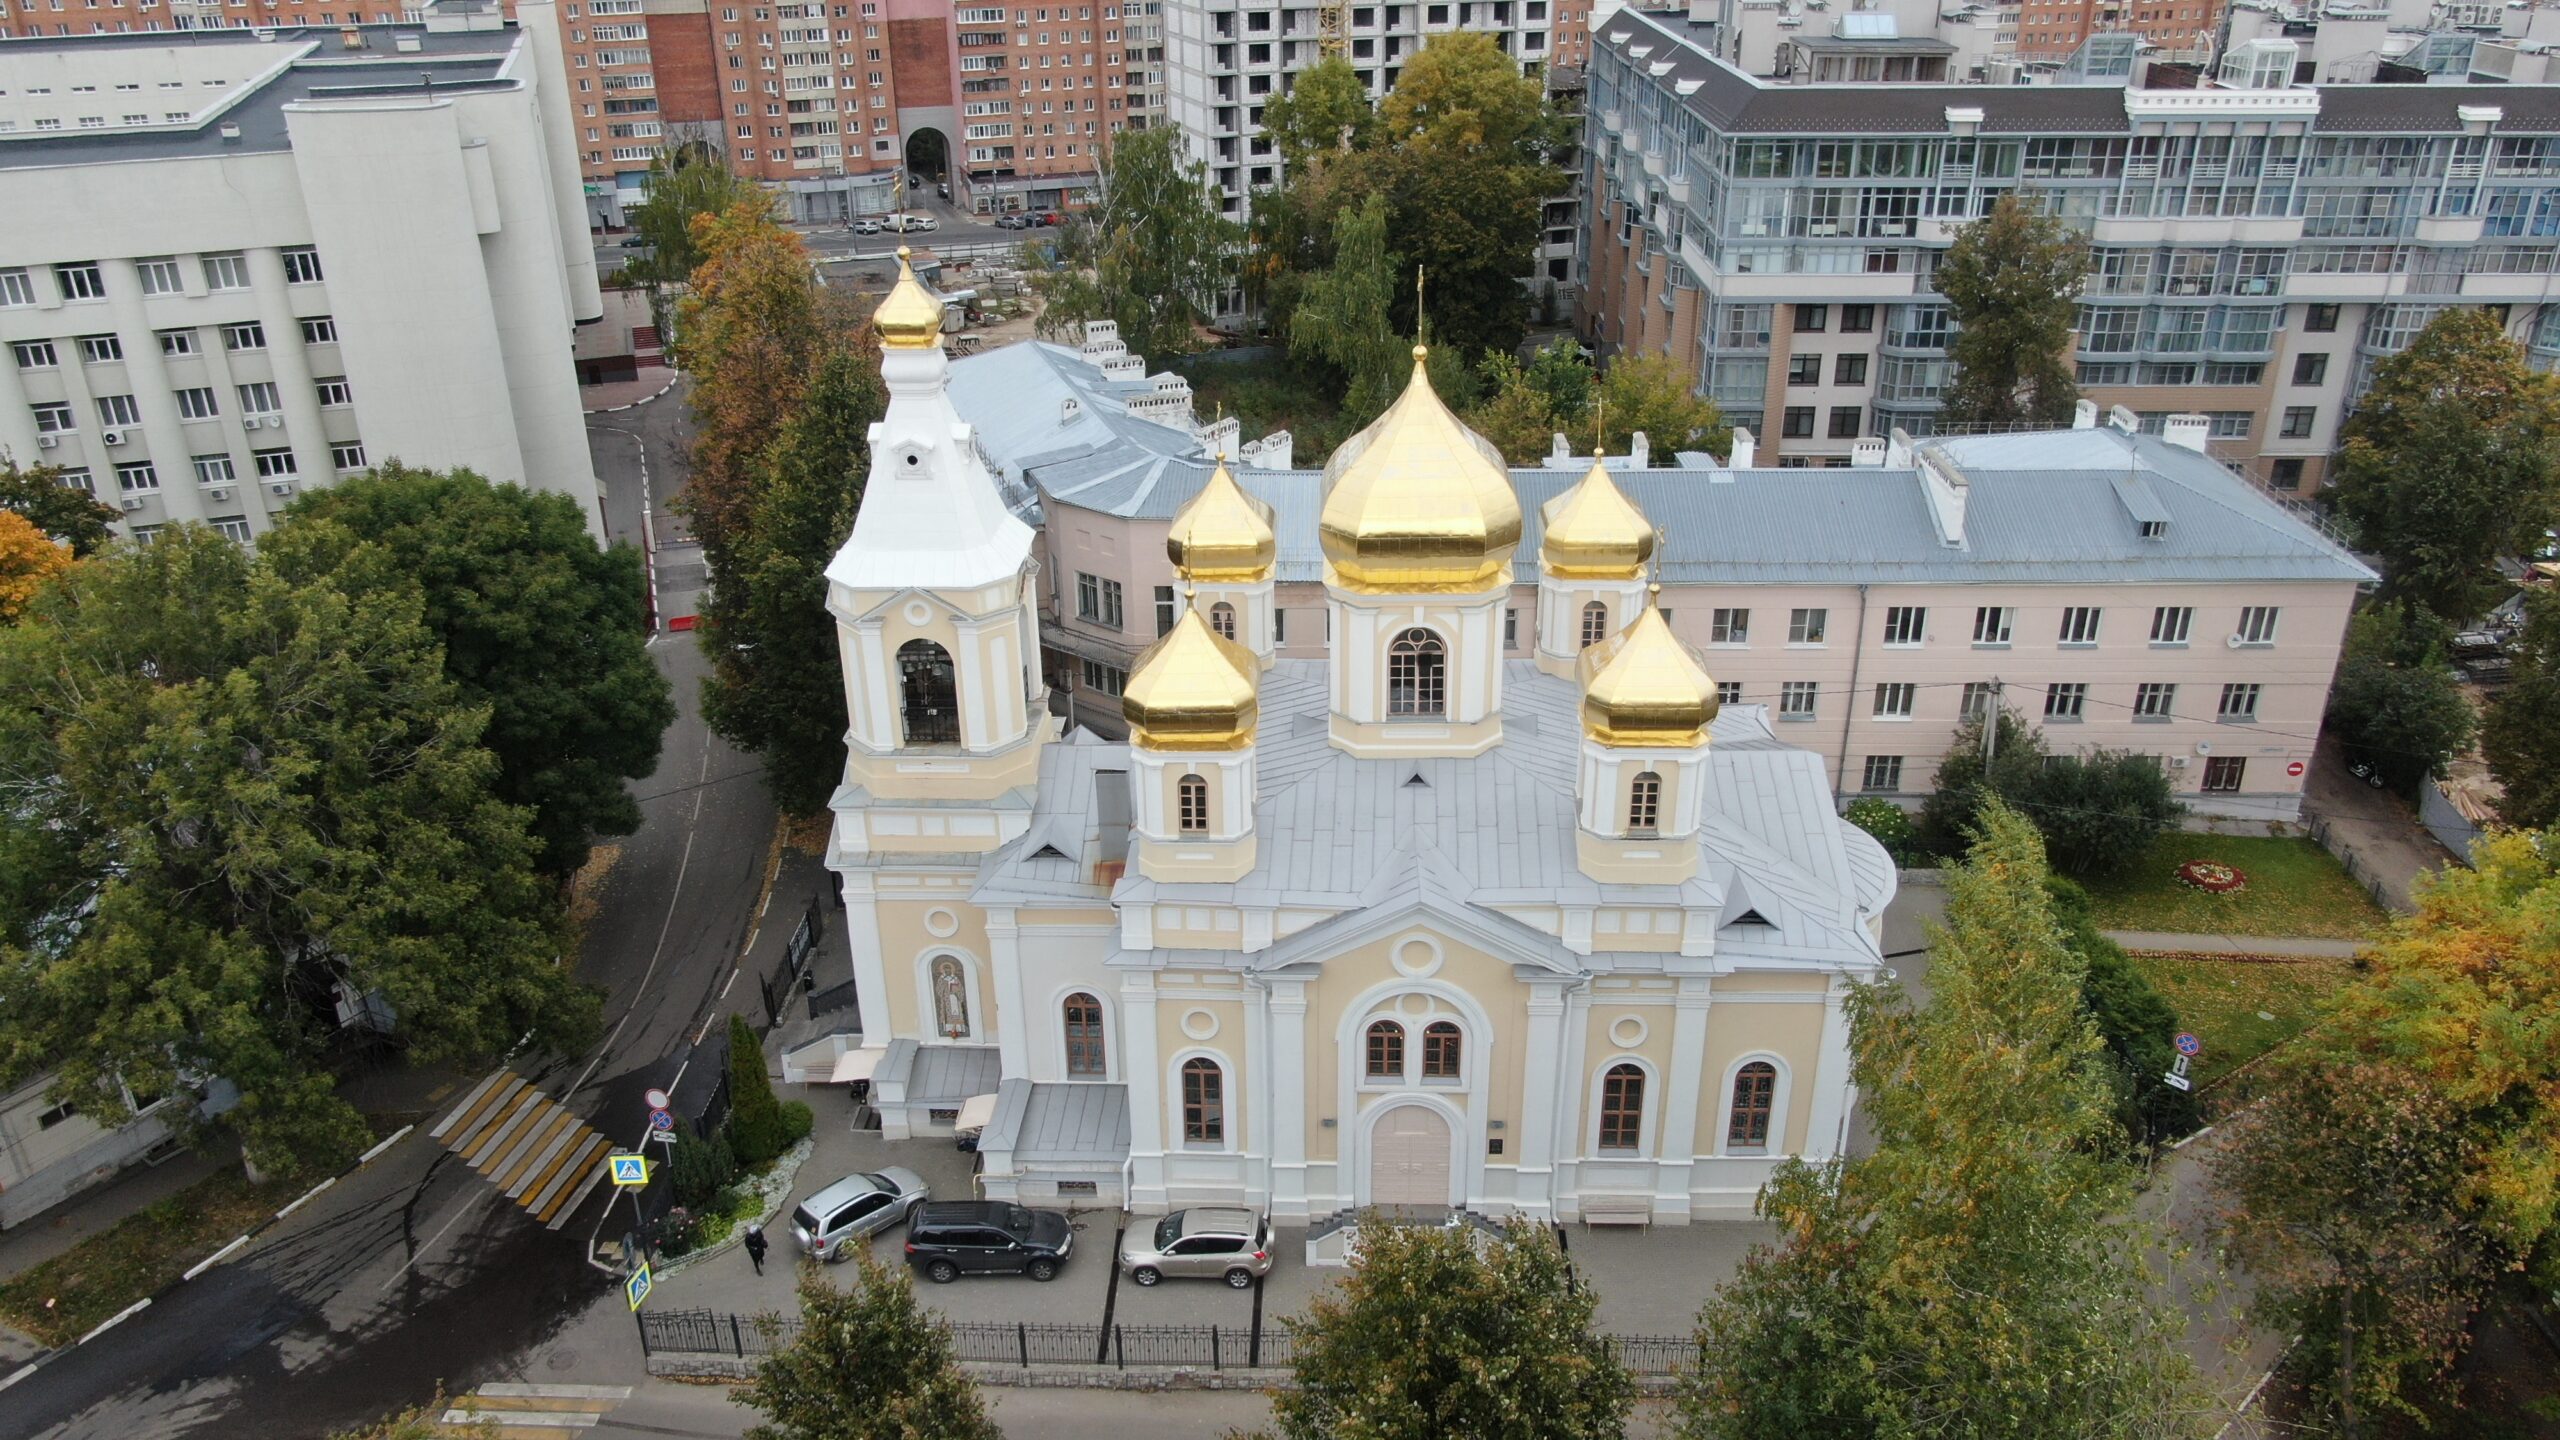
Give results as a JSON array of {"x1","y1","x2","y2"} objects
[{"x1": 0, "y1": 8, "x2": 605, "y2": 541}]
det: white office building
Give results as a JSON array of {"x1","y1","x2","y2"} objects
[{"x1": 0, "y1": 4, "x2": 606, "y2": 542}]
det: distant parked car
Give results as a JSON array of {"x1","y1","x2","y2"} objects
[
  {"x1": 852, "y1": 217, "x2": 884, "y2": 235},
  {"x1": 1118, "y1": 1207, "x2": 1273, "y2": 1289},
  {"x1": 885, "y1": 213, "x2": 939, "y2": 233},
  {"x1": 904, "y1": 1200, "x2": 1073, "y2": 1282},
  {"x1": 790, "y1": 1167, "x2": 929, "y2": 1262},
  {"x1": 995, "y1": 213, "x2": 1031, "y2": 230},
  {"x1": 618, "y1": 235, "x2": 651, "y2": 248}
]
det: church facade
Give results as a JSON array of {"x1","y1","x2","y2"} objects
[{"x1": 822, "y1": 256, "x2": 1895, "y2": 1224}]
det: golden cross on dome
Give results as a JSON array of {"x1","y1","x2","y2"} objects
[
  {"x1": 1414, "y1": 265, "x2": 1427, "y2": 346},
  {"x1": 1594, "y1": 395, "x2": 1607, "y2": 458},
  {"x1": 1651, "y1": 523, "x2": 1669, "y2": 588}
]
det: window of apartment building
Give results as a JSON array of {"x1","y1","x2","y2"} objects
[
  {"x1": 52, "y1": 469, "x2": 93, "y2": 496},
  {"x1": 1882, "y1": 606, "x2": 1925, "y2": 646},
  {"x1": 137, "y1": 257, "x2": 183, "y2": 295},
  {"x1": 301, "y1": 317, "x2": 338, "y2": 345},
  {"x1": 1861, "y1": 755, "x2": 1903, "y2": 792},
  {"x1": 1781, "y1": 406, "x2": 1815, "y2": 439},
  {"x1": 1074, "y1": 571, "x2": 1123, "y2": 628},
  {"x1": 2236, "y1": 606, "x2": 2280, "y2": 645},
  {"x1": 1787, "y1": 608, "x2": 1826, "y2": 645},
  {"x1": 253, "y1": 448, "x2": 297, "y2": 478},
  {"x1": 237, "y1": 381, "x2": 280, "y2": 415},
  {"x1": 1794, "y1": 303, "x2": 1828, "y2": 333},
  {"x1": 1960, "y1": 680, "x2": 1997, "y2": 720},
  {"x1": 1827, "y1": 406, "x2": 1862, "y2": 439},
  {"x1": 1839, "y1": 303, "x2": 1875, "y2": 333},
  {"x1": 1833, "y1": 354, "x2": 1867, "y2": 386},
  {"x1": 175, "y1": 386, "x2": 219, "y2": 420},
  {"x1": 96, "y1": 394, "x2": 140, "y2": 428},
  {"x1": 1779, "y1": 680, "x2": 1817, "y2": 719},
  {"x1": 211, "y1": 517, "x2": 253, "y2": 545},
  {"x1": 55, "y1": 262, "x2": 105, "y2": 300},
  {"x1": 314, "y1": 379, "x2": 351, "y2": 408},
  {"x1": 2303, "y1": 303, "x2": 2340, "y2": 333},
  {"x1": 32, "y1": 403, "x2": 75, "y2": 434},
  {"x1": 2134, "y1": 682, "x2": 2175, "y2": 719},
  {"x1": 158, "y1": 328, "x2": 196, "y2": 357},
  {"x1": 201, "y1": 252, "x2": 249, "y2": 291},
  {"x1": 2058, "y1": 606, "x2": 2101, "y2": 646},
  {"x1": 331, "y1": 443, "x2": 367, "y2": 472},
  {"x1": 76, "y1": 334, "x2": 123, "y2": 363},
  {"x1": 1973, "y1": 606, "x2": 2012, "y2": 646},
  {"x1": 2292, "y1": 353, "x2": 2328, "y2": 386},
  {"x1": 1080, "y1": 658, "x2": 1125, "y2": 696},
  {"x1": 2279, "y1": 406, "x2": 2316, "y2": 440},
  {"x1": 1873, "y1": 682, "x2": 1916, "y2": 719},
  {"x1": 192, "y1": 454, "x2": 235, "y2": 485},
  {"x1": 2218, "y1": 682, "x2": 2260, "y2": 721},
  {"x1": 2201, "y1": 755, "x2": 2247, "y2": 793},
  {"x1": 2045, "y1": 682, "x2": 2087, "y2": 720},
  {"x1": 223, "y1": 322, "x2": 265, "y2": 352},
  {"x1": 2269, "y1": 457, "x2": 2306, "y2": 490},
  {"x1": 2150, "y1": 605, "x2": 2192, "y2": 645},
  {"x1": 280, "y1": 248, "x2": 323, "y2": 285},
  {"x1": 0, "y1": 269, "x2": 35, "y2": 307},
  {"x1": 1710, "y1": 607, "x2": 1749, "y2": 645},
  {"x1": 10, "y1": 340, "x2": 56, "y2": 369},
  {"x1": 114, "y1": 460, "x2": 159, "y2": 494},
  {"x1": 1154, "y1": 584, "x2": 1176, "y2": 635},
  {"x1": 1786, "y1": 353, "x2": 1820, "y2": 386}
]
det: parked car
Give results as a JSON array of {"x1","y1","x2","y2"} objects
[
  {"x1": 851, "y1": 217, "x2": 884, "y2": 235},
  {"x1": 904, "y1": 1200, "x2": 1074, "y2": 1282},
  {"x1": 885, "y1": 213, "x2": 939, "y2": 233},
  {"x1": 618, "y1": 235, "x2": 651, "y2": 249},
  {"x1": 1118, "y1": 1207, "x2": 1274, "y2": 1289},
  {"x1": 790, "y1": 1167, "x2": 929, "y2": 1262},
  {"x1": 994, "y1": 213, "x2": 1029, "y2": 230}
]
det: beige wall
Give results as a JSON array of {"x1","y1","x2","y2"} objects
[
  {"x1": 1701, "y1": 983, "x2": 1828, "y2": 1157},
  {"x1": 1299, "y1": 929, "x2": 1535, "y2": 1171}
]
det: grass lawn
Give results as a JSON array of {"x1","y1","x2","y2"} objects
[
  {"x1": 0, "y1": 1167, "x2": 294, "y2": 1347},
  {"x1": 2080, "y1": 834, "x2": 2388, "y2": 940},
  {"x1": 2127, "y1": 952, "x2": 2359, "y2": 1090}
]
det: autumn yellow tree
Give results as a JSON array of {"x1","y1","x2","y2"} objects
[
  {"x1": 672, "y1": 200, "x2": 838, "y2": 560},
  {"x1": 0, "y1": 509, "x2": 70, "y2": 624}
]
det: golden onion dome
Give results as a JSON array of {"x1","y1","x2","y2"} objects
[
  {"x1": 1539, "y1": 458, "x2": 1655, "y2": 581},
  {"x1": 875, "y1": 247, "x2": 946, "y2": 349},
  {"x1": 1122, "y1": 605, "x2": 1259, "y2": 751},
  {"x1": 1318, "y1": 345, "x2": 1523, "y2": 594},
  {"x1": 1166, "y1": 459, "x2": 1277, "y2": 582},
  {"x1": 1579, "y1": 597, "x2": 1718, "y2": 747}
]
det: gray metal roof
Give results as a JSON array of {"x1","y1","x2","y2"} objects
[
  {"x1": 979, "y1": 1078, "x2": 1131, "y2": 1164},
  {"x1": 876, "y1": 1042, "x2": 1003, "y2": 1103}
]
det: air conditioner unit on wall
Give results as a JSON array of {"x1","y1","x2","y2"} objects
[
  {"x1": 207, "y1": 486, "x2": 233, "y2": 502},
  {"x1": 241, "y1": 416, "x2": 262, "y2": 429},
  {"x1": 101, "y1": 429, "x2": 126, "y2": 446},
  {"x1": 36, "y1": 434, "x2": 58, "y2": 449},
  {"x1": 267, "y1": 480, "x2": 295, "y2": 497},
  {"x1": 118, "y1": 496, "x2": 146, "y2": 512},
  {"x1": 2169, "y1": 755, "x2": 2189, "y2": 769}
]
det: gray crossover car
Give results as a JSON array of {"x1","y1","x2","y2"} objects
[
  {"x1": 1118, "y1": 1207, "x2": 1274, "y2": 1288},
  {"x1": 789, "y1": 1167, "x2": 929, "y2": 1262}
]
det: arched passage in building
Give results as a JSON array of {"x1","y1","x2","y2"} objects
[{"x1": 905, "y1": 126, "x2": 950, "y2": 187}]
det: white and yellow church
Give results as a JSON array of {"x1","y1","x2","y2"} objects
[{"x1": 818, "y1": 256, "x2": 1895, "y2": 1225}]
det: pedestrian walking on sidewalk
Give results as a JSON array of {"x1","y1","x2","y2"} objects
[{"x1": 745, "y1": 1223, "x2": 769, "y2": 1276}]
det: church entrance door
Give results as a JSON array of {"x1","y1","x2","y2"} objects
[{"x1": 1368, "y1": 1104, "x2": 1453, "y2": 1207}]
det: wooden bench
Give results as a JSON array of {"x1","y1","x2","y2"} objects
[{"x1": 1578, "y1": 1196, "x2": 1653, "y2": 1231}]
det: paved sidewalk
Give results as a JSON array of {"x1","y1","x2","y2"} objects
[
  {"x1": 581, "y1": 365, "x2": 679, "y2": 413},
  {"x1": 2104, "y1": 930, "x2": 2370, "y2": 958},
  {"x1": 2303, "y1": 736, "x2": 2459, "y2": 913}
]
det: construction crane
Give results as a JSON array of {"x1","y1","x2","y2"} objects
[{"x1": 1318, "y1": 0, "x2": 1347, "y2": 57}]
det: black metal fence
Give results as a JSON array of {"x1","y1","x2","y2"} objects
[{"x1": 638, "y1": 1307, "x2": 1700, "y2": 1376}]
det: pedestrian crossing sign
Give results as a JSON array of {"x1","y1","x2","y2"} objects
[
  {"x1": 609, "y1": 1154, "x2": 649, "y2": 1187},
  {"x1": 627, "y1": 1263, "x2": 653, "y2": 1311}
]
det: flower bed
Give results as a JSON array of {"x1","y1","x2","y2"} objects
[{"x1": 2175, "y1": 859, "x2": 2248, "y2": 894}]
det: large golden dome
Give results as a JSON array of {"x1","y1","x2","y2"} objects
[
  {"x1": 1318, "y1": 346, "x2": 1522, "y2": 593},
  {"x1": 1122, "y1": 605, "x2": 1259, "y2": 750},
  {"x1": 1539, "y1": 458, "x2": 1654, "y2": 581},
  {"x1": 875, "y1": 247, "x2": 945, "y2": 349},
  {"x1": 1166, "y1": 460, "x2": 1277, "y2": 582},
  {"x1": 1580, "y1": 599, "x2": 1718, "y2": 747}
]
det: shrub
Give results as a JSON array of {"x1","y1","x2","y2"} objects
[
  {"x1": 727, "y1": 1014, "x2": 789, "y2": 1165},
  {"x1": 1843, "y1": 798, "x2": 1921, "y2": 866},
  {"x1": 2048, "y1": 877, "x2": 2200, "y2": 1144},
  {"x1": 777, "y1": 1100, "x2": 815, "y2": 1150},
  {"x1": 669, "y1": 1120, "x2": 738, "y2": 1208}
]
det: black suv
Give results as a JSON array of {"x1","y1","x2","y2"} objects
[{"x1": 903, "y1": 1201, "x2": 1075, "y2": 1283}]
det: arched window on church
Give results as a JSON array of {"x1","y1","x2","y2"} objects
[
  {"x1": 1599, "y1": 1063, "x2": 1645, "y2": 1153},
  {"x1": 1063, "y1": 992, "x2": 1106, "y2": 1076},
  {"x1": 1177, "y1": 774, "x2": 1209, "y2": 835},
  {"x1": 1365, "y1": 1020, "x2": 1405, "y2": 1079},
  {"x1": 1580, "y1": 600, "x2": 1610, "y2": 650},
  {"x1": 1727, "y1": 1061, "x2": 1778, "y2": 1152},
  {"x1": 898, "y1": 639, "x2": 959, "y2": 745},
  {"x1": 1181, "y1": 1057, "x2": 1225, "y2": 1145},
  {"x1": 930, "y1": 954, "x2": 970, "y2": 1037},
  {"x1": 1628, "y1": 771, "x2": 1662, "y2": 836},
  {"x1": 1386, "y1": 628, "x2": 1446, "y2": 718},
  {"x1": 1422, "y1": 1021, "x2": 1462, "y2": 1080},
  {"x1": 1208, "y1": 601, "x2": 1238, "y2": 641}
]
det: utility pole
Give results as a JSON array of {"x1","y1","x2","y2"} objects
[{"x1": 1982, "y1": 678, "x2": 2004, "y2": 766}]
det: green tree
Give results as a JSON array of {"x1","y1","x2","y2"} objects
[
  {"x1": 1268, "y1": 1217, "x2": 1631, "y2": 1440},
  {"x1": 1030, "y1": 126, "x2": 1239, "y2": 359},
  {"x1": 726, "y1": 1012, "x2": 784, "y2": 1163},
  {"x1": 1471, "y1": 339, "x2": 1600, "y2": 464},
  {"x1": 2045, "y1": 876, "x2": 2199, "y2": 1143},
  {"x1": 0, "y1": 458, "x2": 120, "y2": 557},
  {"x1": 0, "y1": 526, "x2": 596, "y2": 1176},
  {"x1": 742, "y1": 1248, "x2": 1003, "y2": 1440},
  {"x1": 2324, "y1": 603, "x2": 2477, "y2": 798},
  {"x1": 1597, "y1": 353, "x2": 1730, "y2": 464},
  {"x1": 1935, "y1": 194, "x2": 2086, "y2": 428},
  {"x1": 1257, "y1": 55, "x2": 1375, "y2": 171},
  {"x1": 1681, "y1": 804, "x2": 2201, "y2": 1440},
  {"x1": 1916, "y1": 706, "x2": 2046, "y2": 855},
  {"x1": 2332, "y1": 309, "x2": 2560, "y2": 623},
  {"x1": 625, "y1": 149, "x2": 773, "y2": 333},
  {"x1": 285, "y1": 465, "x2": 674, "y2": 877},
  {"x1": 2025, "y1": 748, "x2": 2183, "y2": 878},
  {"x1": 2484, "y1": 588, "x2": 2560, "y2": 829},
  {"x1": 1288, "y1": 193, "x2": 1410, "y2": 425},
  {"x1": 700, "y1": 348, "x2": 885, "y2": 816}
]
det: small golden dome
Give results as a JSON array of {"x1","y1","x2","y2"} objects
[
  {"x1": 1122, "y1": 605, "x2": 1259, "y2": 751},
  {"x1": 1539, "y1": 458, "x2": 1654, "y2": 581},
  {"x1": 1580, "y1": 601, "x2": 1718, "y2": 747},
  {"x1": 1167, "y1": 459, "x2": 1277, "y2": 583},
  {"x1": 1318, "y1": 345, "x2": 1523, "y2": 594},
  {"x1": 875, "y1": 247, "x2": 945, "y2": 349}
]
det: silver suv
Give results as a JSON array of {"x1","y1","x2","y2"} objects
[
  {"x1": 789, "y1": 1167, "x2": 929, "y2": 1263},
  {"x1": 1118, "y1": 1207, "x2": 1274, "y2": 1288}
]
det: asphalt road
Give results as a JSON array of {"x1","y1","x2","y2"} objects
[
  {"x1": 4, "y1": 390, "x2": 780, "y2": 1440},
  {"x1": 594, "y1": 194, "x2": 1030, "y2": 276}
]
